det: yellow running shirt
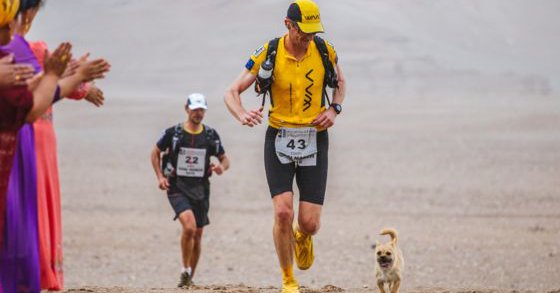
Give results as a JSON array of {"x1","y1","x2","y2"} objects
[{"x1": 246, "y1": 35, "x2": 338, "y2": 129}]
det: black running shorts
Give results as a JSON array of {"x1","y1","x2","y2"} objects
[
  {"x1": 264, "y1": 126, "x2": 329, "y2": 205},
  {"x1": 167, "y1": 185, "x2": 210, "y2": 228}
]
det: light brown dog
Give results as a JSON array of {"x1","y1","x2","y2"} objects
[{"x1": 374, "y1": 228, "x2": 404, "y2": 293}]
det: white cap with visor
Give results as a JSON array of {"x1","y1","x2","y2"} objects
[{"x1": 186, "y1": 93, "x2": 208, "y2": 110}]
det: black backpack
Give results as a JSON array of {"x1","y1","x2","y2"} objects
[
  {"x1": 161, "y1": 123, "x2": 218, "y2": 177},
  {"x1": 257, "y1": 36, "x2": 339, "y2": 107}
]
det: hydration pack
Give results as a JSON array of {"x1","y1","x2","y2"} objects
[
  {"x1": 255, "y1": 36, "x2": 339, "y2": 107},
  {"x1": 161, "y1": 123, "x2": 218, "y2": 177}
]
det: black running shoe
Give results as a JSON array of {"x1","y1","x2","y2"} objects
[{"x1": 177, "y1": 271, "x2": 192, "y2": 288}]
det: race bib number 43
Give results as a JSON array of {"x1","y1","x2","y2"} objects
[
  {"x1": 177, "y1": 147, "x2": 207, "y2": 177},
  {"x1": 275, "y1": 127, "x2": 318, "y2": 166}
]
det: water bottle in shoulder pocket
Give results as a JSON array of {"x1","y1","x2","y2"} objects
[{"x1": 255, "y1": 51, "x2": 275, "y2": 96}]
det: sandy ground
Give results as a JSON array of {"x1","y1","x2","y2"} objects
[
  {"x1": 28, "y1": 0, "x2": 560, "y2": 292},
  {"x1": 53, "y1": 93, "x2": 560, "y2": 293}
]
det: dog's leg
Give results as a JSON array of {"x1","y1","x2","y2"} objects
[
  {"x1": 377, "y1": 281, "x2": 387, "y2": 293},
  {"x1": 390, "y1": 280, "x2": 401, "y2": 293}
]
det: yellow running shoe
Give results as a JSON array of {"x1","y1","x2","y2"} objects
[
  {"x1": 282, "y1": 267, "x2": 300, "y2": 293},
  {"x1": 293, "y1": 223, "x2": 314, "y2": 270},
  {"x1": 282, "y1": 279, "x2": 300, "y2": 293}
]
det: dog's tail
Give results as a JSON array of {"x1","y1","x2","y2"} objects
[{"x1": 380, "y1": 228, "x2": 398, "y2": 245}]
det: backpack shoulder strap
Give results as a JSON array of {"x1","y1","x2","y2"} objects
[
  {"x1": 313, "y1": 35, "x2": 327, "y2": 53},
  {"x1": 203, "y1": 124, "x2": 214, "y2": 140},
  {"x1": 313, "y1": 36, "x2": 339, "y2": 106},
  {"x1": 203, "y1": 124, "x2": 221, "y2": 155},
  {"x1": 171, "y1": 123, "x2": 183, "y2": 152},
  {"x1": 174, "y1": 123, "x2": 182, "y2": 133},
  {"x1": 313, "y1": 36, "x2": 330, "y2": 67},
  {"x1": 261, "y1": 37, "x2": 280, "y2": 107},
  {"x1": 266, "y1": 37, "x2": 280, "y2": 67},
  {"x1": 314, "y1": 36, "x2": 337, "y2": 87}
]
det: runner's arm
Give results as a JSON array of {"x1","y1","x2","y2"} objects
[
  {"x1": 150, "y1": 145, "x2": 169, "y2": 190},
  {"x1": 210, "y1": 153, "x2": 230, "y2": 175},
  {"x1": 224, "y1": 69, "x2": 263, "y2": 127},
  {"x1": 312, "y1": 63, "x2": 347, "y2": 129},
  {"x1": 218, "y1": 153, "x2": 230, "y2": 171},
  {"x1": 331, "y1": 63, "x2": 346, "y2": 106}
]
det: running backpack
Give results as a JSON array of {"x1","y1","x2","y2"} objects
[
  {"x1": 161, "y1": 123, "x2": 219, "y2": 177},
  {"x1": 258, "y1": 36, "x2": 339, "y2": 107}
]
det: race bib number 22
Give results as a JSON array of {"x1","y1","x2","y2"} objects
[{"x1": 177, "y1": 147, "x2": 206, "y2": 177}]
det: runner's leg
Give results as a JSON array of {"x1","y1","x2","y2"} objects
[
  {"x1": 178, "y1": 210, "x2": 197, "y2": 270},
  {"x1": 273, "y1": 192, "x2": 295, "y2": 269},
  {"x1": 297, "y1": 201, "x2": 322, "y2": 235},
  {"x1": 273, "y1": 192, "x2": 299, "y2": 291},
  {"x1": 190, "y1": 228, "x2": 204, "y2": 278},
  {"x1": 265, "y1": 126, "x2": 300, "y2": 291},
  {"x1": 293, "y1": 129, "x2": 328, "y2": 270}
]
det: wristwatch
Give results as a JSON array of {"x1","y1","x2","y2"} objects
[{"x1": 331, "y1": 103, "x2": 342, "y2": 115}]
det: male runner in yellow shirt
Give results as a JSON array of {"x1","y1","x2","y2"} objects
[{"x1": 224, "y1": 1, "x2": 346, "y2": 292}]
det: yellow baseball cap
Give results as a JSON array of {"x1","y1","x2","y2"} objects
[{"x1": 287, "y1": 0, "x2": 324, "y2": 34}]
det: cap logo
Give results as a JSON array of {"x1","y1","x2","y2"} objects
[{"x1": 305, "y1": 14, "x2": 320, "y2": 21}]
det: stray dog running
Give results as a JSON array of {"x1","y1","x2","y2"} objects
[{"x1": 374, "y1": 228, "x2": 404, "y2": 293}]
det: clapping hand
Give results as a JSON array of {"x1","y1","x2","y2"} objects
[
  {"x1": 0, "y1": 54, "x2": 35, "y2": 87},
  {"x1": 84, "y1": 84, "x2": 105, "y2": 107},
  {"x1": 75, "y1": 53, "x2": 111, "y2": 82},
  {"x1": 43, "y1": 42, "x2": 72, "y2": 78}
]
